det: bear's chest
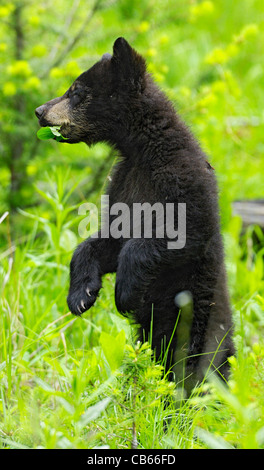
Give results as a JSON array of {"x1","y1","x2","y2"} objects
[{"x1": 107, "y1": 161, "x2": 156, "y2": 206}]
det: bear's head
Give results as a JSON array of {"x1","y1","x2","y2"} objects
[{"x1": 35, "y1": 38, "x2": 147, "y2": 145}]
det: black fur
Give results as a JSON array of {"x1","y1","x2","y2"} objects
[{"x1": 36, "y1": 38, "x2": 234, "y2": 388}]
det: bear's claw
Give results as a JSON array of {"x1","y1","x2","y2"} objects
[{"x1": 67, "y1": 280, "x2": 101, "y2": 316}]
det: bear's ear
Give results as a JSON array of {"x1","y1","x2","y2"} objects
[{"x1": 112, "y1": 37, "x2": 146, "y2": 92}]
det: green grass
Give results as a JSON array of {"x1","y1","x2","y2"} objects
[
  {"x1": 1, "y1": 169, "x2": 264, "y2": 450},
  {"x1": 1, "y1": 0, "x2": 264, "y2": 450}
]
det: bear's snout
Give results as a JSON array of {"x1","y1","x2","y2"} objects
[{"x1": 35, "y1": 105, "x2": 47, "y2": 119}]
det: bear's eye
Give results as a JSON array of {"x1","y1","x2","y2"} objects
[{"x1": 70, "y1": 89, "x2": 83, "y2": 107}]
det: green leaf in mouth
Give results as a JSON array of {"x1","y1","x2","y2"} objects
[{"x1": 37, "y1": 126, "x2": 68, "y2": 141}]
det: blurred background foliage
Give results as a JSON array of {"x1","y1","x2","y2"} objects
[{"x1": 0, "y1": 0, "x2": 263, "y2": 238}]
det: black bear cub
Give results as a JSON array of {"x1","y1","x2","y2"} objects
[{"x1": 36, "y1": 37, "x2": 234, "y2": 390}]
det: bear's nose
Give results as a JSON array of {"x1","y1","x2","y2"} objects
[{"x1": 35, "y1": 105, "x2": 46, "y2": 119}]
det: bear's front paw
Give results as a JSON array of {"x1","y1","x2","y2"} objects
[{"x1": 67, "y1": 278, "x2": 102, "y2": 316}]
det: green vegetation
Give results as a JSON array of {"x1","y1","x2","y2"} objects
[
  {"x1": 0, "y1": 0, "x2": 264, "y2": 449},
  {"x1": 37, "y1": 126, "x2": 67, "y2": 142}
]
